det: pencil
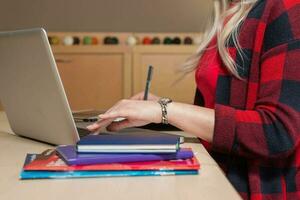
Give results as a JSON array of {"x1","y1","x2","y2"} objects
[{"x1": 143, "y1": 65, "x2": 154, "y2": 100}]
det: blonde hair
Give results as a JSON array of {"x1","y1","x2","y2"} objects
[{"x1": 183, "y1": 0, "x2": 258, "y2": 78}]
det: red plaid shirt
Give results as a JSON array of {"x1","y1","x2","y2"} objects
[{"x1": 194, "y1": 0, "x2": 300, "y2": 199}]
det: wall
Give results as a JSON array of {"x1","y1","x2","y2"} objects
[{"x1": 0, "y1": 0, "x2": 213, "y2": 32}]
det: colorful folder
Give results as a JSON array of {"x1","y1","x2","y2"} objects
[{"x1": 20, "y1": 153, "x2": 200, "y2": 179}]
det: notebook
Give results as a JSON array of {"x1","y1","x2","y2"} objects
[
  {"x1": 57, "y1": 145, "x2": 193, "y2": 165},
  {"x1": 77, "y1": 134, "x2": 180, "y2": 153}
]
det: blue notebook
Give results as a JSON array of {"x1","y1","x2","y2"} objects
[
  {"x1": 77, "y1": 134, "x2": 180, "y2": 153},
  {"x1": 20, "y1": 170, "x2": 198, "y2": 179}
]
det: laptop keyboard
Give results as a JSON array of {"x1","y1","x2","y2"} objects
[
  {"x1": 76, "y1": 127, "x2": 112, "y2": 138},
  {"x1": 77, "y1": 127, "x2": 91, "y2": 138}
]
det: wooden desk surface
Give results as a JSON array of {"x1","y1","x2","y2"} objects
[{"x1": 0, "y1": 112, "x2": 241, "y2": 200}]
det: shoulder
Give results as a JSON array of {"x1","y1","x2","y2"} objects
[
  {"x1": 266, "y1": 0, "x2": 300, "y2": 19},
  {"x1": 261, "y1": 0, "x2": 300, "y2": 52}
]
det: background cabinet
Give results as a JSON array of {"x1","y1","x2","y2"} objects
[
  {"x1": 53, "y1": 46, "x2": 132, "y2": 111},
  {"x1": 133, "y1": 46, "x2": 196, "y2": 104},
  {"x1": 0, "y1": 32, "x2": 201, "y2": 111}
]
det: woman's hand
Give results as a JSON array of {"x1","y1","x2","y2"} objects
[
  {"x1": 86, "y1": 91, "x2": 215, "y2": 143},
  {"x1": 87, "y1": 98, "x2": 161, "y2": 132}
]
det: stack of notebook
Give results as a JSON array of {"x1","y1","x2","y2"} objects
[
  {"x1": 20, "y1": 133, "x2": 200, "y2": 179},
  {"x1": 76, "y1": 134, "x2": 180, "y2": 153}
]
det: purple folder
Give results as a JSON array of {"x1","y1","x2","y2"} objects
[{"x1": 56, "y1": 145, "x2": 194, "y2": 166}]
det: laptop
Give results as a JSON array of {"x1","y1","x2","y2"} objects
[{"x1": 0, "y1": 28, "x2": 92, "y2": 145}]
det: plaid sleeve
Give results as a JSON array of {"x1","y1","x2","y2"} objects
[
  {"x1": 213, "y1": 40, "x2": 300, "y2": 160},
  {"x1": 212, "y1": 1, "x2": 300, "y2": 160}
]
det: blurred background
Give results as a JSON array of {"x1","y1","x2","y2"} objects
[
  {"x1": 0, "y1": 0, "x2": 213, "y2": 111},
  {"x1": 0, "y1": 0, "x2": 213, "y2": 32}
]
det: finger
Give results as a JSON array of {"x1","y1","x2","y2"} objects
[
  {"x1": 92, "y1": 108, "x2": 128, "y2": 130},
  {"x1": 86, "y1": 123, "x2": 101, "y2": 131},
  {"x1": 99, "y1": 110, "x2": 126, "y2": 120},
  {"x1": 86, "y1": 123, "x2": 102, "y2": 132},
  {"x1": 87, "y1": 118, "x2": 114, "y2": 131}
]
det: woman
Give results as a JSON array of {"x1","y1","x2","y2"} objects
[{"x1": 88, "y1": 0, "x2": 300, "y2": 199}]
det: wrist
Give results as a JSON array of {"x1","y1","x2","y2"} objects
[
  {"x1": 157, "y1": 97, "x2": 173, "y2": 124},
  {"x1": 150, "y1": 101, "x2": 163, "y2": 124},
  {"x1": 165, "y1": 101, "x2": 176, "y2": 125}
]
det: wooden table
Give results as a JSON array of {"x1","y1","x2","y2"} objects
[{"x1": 0, "y1": 112, "x2": 241, "y2": 200}]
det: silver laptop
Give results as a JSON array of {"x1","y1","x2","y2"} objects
[{"x1": 0, "y1": 28, "x2": 81, "y2": 145}]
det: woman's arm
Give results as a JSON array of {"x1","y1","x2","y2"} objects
[
  {"x1": 87, "y1": 97, "x2": 215, "y2": 143},
  {"x1": 167, "y1": 102, "x2": 215, "y2": 142}
]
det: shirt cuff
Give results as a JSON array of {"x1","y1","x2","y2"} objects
[{"x1": 212, "y1": 104, "x2": 236, "y2": 154}]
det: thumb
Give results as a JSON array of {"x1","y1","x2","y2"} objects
[{"x1": 106, "y1": 120, "x2": 132, "y2": 132}]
